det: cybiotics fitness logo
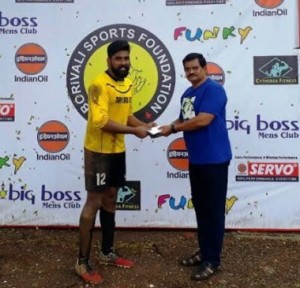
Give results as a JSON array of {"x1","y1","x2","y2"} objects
[
  {"x1": 116, "y1": 181, "x2": 141, "y2": 210},
  {"x1": 66, "y1": 24, "x2": 176, "y2": 122},
  {"x1": 254, "y1": 56, "x2": 298, "y2": 85}
]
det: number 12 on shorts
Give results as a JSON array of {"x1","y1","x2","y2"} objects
[{"x1": 96, "y1": 172, "x2": 106, "y2": 186}]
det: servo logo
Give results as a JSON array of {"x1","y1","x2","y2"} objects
[
  {"x1": 66, "y1": 24, "x2": 176, "y2": 122},
  {"x1": 0, "y1": 103, "x2": 15, "y2": 122},
  {"x1": 255, "y1": 0, "x2": 284, "y2": 9},
  {"x1": 236, "y1": 161, "x2": 299, "y2": 182},
  {"x1": 37, "y1": 120, "x2": 70, "y2": 161},
  {"x1": 207, "y1": 62, "x2": 225, "y2": 85}
]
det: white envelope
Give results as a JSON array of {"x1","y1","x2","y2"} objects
[{"x1": 148, "y1": 126, "x2": 162, "y2": 136}]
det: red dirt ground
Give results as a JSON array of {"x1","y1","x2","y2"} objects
[{"x1": 0, "y1": 228, "x2": 300, "y2": 288}]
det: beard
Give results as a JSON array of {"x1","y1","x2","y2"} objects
[{"x1": 111, "y1": 65, "x2": 130, "y2": 79}]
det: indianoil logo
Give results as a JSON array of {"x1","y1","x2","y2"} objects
[
  {"x1": 37, "y1": 120, "x2": 69, "y2": 153},
  {"x1": 255, "y1": 0, "x2": 284, "y2": 9},
  {"x1": 206, "y1": 62, "x2": 225, "y2": 85},
  {"x1": 66, "y1": 24, "x2": 176, "y2": 123},
  {"x1": 167, "y1": 138, "x2": 189, "y2": 171},
  {"x1": 15, "y1": 43, "x2": 47, "y2": 75}
]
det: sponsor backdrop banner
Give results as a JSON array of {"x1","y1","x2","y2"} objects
[{"x1": 0, "y1": 0, "x2": 299, "y2": 230}]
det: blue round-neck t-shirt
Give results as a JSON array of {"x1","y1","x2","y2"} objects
[{"x1": 179, "y1": 78, "x2": 232, "y2": 165}]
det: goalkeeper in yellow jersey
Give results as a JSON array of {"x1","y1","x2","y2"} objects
[{"x1": 75, "y1": 40, "x2": 155, "y2": 285}]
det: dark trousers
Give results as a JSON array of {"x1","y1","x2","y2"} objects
[{"x1": 189, "y1": 161, "x2": 230, "y2": 267}]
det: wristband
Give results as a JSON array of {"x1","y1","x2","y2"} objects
[{"x1": 171, "y1": 123, "x2": 177, "y2": 133}]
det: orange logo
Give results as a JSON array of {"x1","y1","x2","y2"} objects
[
  {"x1": 206, "y1": 62, "x2": 225, "y2": 85},
  {"x1": 15, "y1": 43, "x2": 47, "y2": 75},
  {"x1": 167, "y1": 138, "x2": 189, "y2": 171},
  {"x1": 255, "y1": 0, "x2": 284, "y2": 9},
  {"x1": 237, "y1": 163, "x2": 247, "y2": 173},
  {"x1": 37, "y1": 121, "x2": 69, "y2": 153}
]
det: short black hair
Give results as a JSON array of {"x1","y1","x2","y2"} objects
[
  {"x1": 182, "y1": 53, "x2": 206, "y2": 68},
  {"x1": 107, "y1": 40, "x2": 130, "y2": 58}
]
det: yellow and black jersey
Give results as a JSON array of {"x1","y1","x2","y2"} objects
[{"x1": 84, "y1": 72, "x2": 133, "y2": 153}]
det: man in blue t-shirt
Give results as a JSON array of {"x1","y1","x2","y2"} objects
[{"x1": 160, "y1": 53, "x2": 232, "y2": 281}]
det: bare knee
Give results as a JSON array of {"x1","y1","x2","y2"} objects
[{"x1": 80, "y1": 191, "x2": 102, "y2": 220}]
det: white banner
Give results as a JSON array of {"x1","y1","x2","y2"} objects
[{"x1": 0, "y1": 0, "x2": 299, "y2": 230}]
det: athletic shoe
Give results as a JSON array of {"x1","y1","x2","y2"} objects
[
  {"x1": 75, "y1": 259, "x2": 103, "y2": 284},
  {"x1": 191, "y1": 262, "x2": 219, "y2": 281},
  {"x1": 99, "y1": 251, "x2": 134, "y2": 268},
  {"x1": 179, "y1": 250, "x2": 202, "y2": 266}
]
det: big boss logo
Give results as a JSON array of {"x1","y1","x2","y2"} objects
[{"x1": 66, "y1": 24, "x2": 176, "y2": 122}]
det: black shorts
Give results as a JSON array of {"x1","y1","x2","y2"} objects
[{"x1": 84, "y1": 148, "x2": 126, "y2": 191}]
